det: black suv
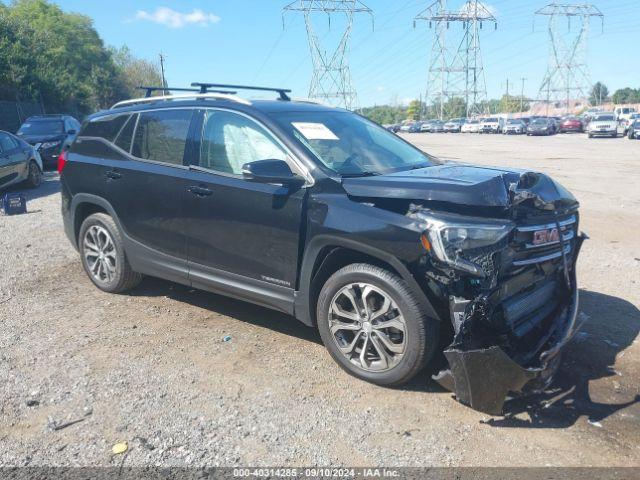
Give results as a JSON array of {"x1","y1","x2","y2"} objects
[
  {"x1": 60, "y1": 83, "x2": 585, "y2": 414},
  {"x1": 16, "y1": 114, "x2": 80, "y2": 169}
]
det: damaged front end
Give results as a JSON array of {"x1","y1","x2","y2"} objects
[{"x1": 408, "y1": 171, "x2": 587, "y2": 415}]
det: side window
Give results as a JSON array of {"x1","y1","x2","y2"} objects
[
  {"x1": 0, "y1": 133, "x2": 16, "y2": 152},
  {"x1": 199, "y1": 110, "x2": 287, "y2": 175},
  {"x1": 132, "y1": 109, "x2": 193, "y2": 165},
  {"x1": 81, "y1": 114, "x2": 131, "y2": 143},
  {"x1": 114, "y1": 114, "x2": 136, "y2": 153}
]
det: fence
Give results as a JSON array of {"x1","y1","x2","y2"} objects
[{"x1": 0, "y1": 100, "x2": 45, "y2": 133}]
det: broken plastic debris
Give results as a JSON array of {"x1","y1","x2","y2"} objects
[
  {"x1": 222, "y1": 335, "x2": 232, "y2": 342},
  {"x1": 587, "y1": 419, "x2": 603, "y2": 428},
  {"x1": 112, "y1": 441, "x2": 128, "y2": 455}
]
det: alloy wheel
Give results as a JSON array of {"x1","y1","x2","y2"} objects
[
  {"x1": 328, "y1": 283, "x2": 407, "y2": 372},
  {"x1": 83, "y1": 225, "x2": 117, "y2": 284}
]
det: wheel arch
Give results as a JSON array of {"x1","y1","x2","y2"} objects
[
  {"x1": 69, "y1": 194, "x2": 121, "y2": 249},
  {"x1": 294, "y1": 235, "x2": 440, "y2": 327}
]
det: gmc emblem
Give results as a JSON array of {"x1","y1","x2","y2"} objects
[{"x1": 533, "y1": 227, "x2": 560, "y2": 246}]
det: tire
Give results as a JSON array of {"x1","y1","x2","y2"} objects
[
  {"x1": 611, "y1": 132, "x2": 617, "y2": 138},
  {"x1": 588, "y1": 133, "x2": 593, "y2": 138},
  {"x1": 24, "y1": 161, "x2": 42, "y2": 188},
  {"x1": 78, "y1": 213, "x2": 142, "y2": 293},
  {"x1": 316, "y1": 263, "x2": 439, "y2": 387}
]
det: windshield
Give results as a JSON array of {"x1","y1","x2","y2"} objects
[
  {"x1": 485, "y1": 118, "x2": 498, "y2": 122},
  {"x1": 270, "y1": 111, "x2": 437, "y2": 176},
  {"x1": 594, "y1": 115, "x2": 615, "y2": 122},
  {"x1": 507, "y1": 119, "x2": 521, "y2": 124},
  {"x1": 17, "y1": 120, "x2": 64, "y2": 135},
  {"x1": 532, "y1": 119, "x2": 548, "y2": 125},
  {"x1": 466, "y1": 120, "x2": 479, "y2": 124}
]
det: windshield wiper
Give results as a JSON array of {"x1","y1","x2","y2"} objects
[{"x1": 339, "y1": 171, "x2": 381, "y2": 178}]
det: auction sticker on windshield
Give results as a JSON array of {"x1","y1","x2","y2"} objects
[{"x1": 292, "y1": 122, "x2": 339, "y2": 140}]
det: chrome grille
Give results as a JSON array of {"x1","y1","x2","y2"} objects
[{"x1": 511, "y1": 215, "x2": 577, "y2": 267}]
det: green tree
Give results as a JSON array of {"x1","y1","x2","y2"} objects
[
  {"x1": 612, "y1": 87, "x2": 640, "y2": 105},
  {"x1": 589, "y1": 82, "x2": 609, "y2": 106},
  {"x1": 406, "y1": 99, "x2": 422, "y2": 120},
  {"x1": 498, "y1": 94, "x2": 530, "y2": 113},
  {"x1": 111, "y1": 46, "x2": 163, "y2": 99},
  {"x1": 0, "y1": 0, "x2": 158, "y2": 115}
]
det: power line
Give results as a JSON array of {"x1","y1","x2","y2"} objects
[
  {"x1": 283, "y1": 0, "x2": 373, "y2": 110},
  {"x1": 535, "y1": 3, "x2": 605, "y2": 114},
  {"x1": 414, "y1": 0, "x2": 497, "y2": 119}
]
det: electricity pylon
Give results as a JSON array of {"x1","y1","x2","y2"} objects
[
  {"x1": 283, "y1": 1, "x2": 373, "y2": 110},
  {"x1": 415, "y1": 0, "x2": 496, "y2": 119},
  {"x1": 535, "y1": 3, "x2": 604, "y2": 114}
]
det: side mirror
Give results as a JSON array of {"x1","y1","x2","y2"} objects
[{"x1": 242, "y1": 159, "x2": 304, "y2": 187}]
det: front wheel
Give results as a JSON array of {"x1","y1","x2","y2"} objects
[{"x1": 317, "y1": 264, "x2": 439, "y2": 386}]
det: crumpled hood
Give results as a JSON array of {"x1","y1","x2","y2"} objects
[
  {"x1": 17, "y1": 134, "x2": 65, "y2": 145},
  {"x1": 342, "y1": 164, "x2": 579, "y2": 211}
]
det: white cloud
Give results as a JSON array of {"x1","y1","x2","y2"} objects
[{"x1": 134, "y1": 7, "x2": 220, "y2": 28}]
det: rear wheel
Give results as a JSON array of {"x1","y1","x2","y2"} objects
[
  {"x1": 317, "y1": 263, "x2": 439, "y2": 386},
  {"x1": 78, "y1": 213, "x2": 142, "y2": 293},
  {"x1": 25, "y1": 161, "x2": 42, "y2": 188}
]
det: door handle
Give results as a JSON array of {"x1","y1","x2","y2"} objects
[
  {"x1": 105, "y1": 170, "x2": 122, "y2": 180},
  {"x1": 187, "y1": 185, "x2": 213, "y2": 197}
]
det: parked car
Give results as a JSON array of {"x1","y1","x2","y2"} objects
[
  {"x1": 420, "y1": 120, "x2": 437, "y2": 132},
  {"x1": 480, "y1": 117, "x2": 503, "y2": 134},
  {"x1": 461, "y1": 119, "x2": 481, "y2": 133},
  {"x1": 620, "y1": 113, "x2": 640, "y2": 135},
  {"x1": 16, "y1": 114, "x2": 80, "y2": 169},
  {"x1": 429, "y1": 120, "x2": 445, "y2": 133},
  {"x1": 559, "y1": 117, "x2": 584, "y2": 133},
  {"x1": 503, "y1": 119, "x2": 526, "y2": 135},
  {"x1": 627, "y1": 119, "x2": 640, "y2": 139},
  {"x1": 527, "y1": 118, "x2": 556, "y2": 136},
  {"x1": 443, "y1": 118, "x2": 465, "y2": 133},
  {"x1": 384, "y1": 124, "x2": 400, "y2": 133},
  {"x1": 400, "y1": 121, "x2": 422, "y2": 133},
  {"x1": 614, "y1": 106, "x2": 636, "y2": 123},
  {"x1": 587, "y1": 112, "x2": 618, "y2": 138},
  {"x1": 60, "y1": 83, "x2": 585, "y2": 415},
  {"x1": 0, "y1": 130, "x2": 43, "y2": 190}
]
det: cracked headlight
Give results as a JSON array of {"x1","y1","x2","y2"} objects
[{"x1": 418, "y1": 213, "x2": 514, "y2": 277}]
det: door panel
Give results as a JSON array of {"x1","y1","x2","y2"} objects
[
  {"x1": 185, "y1": 169, "x2": 306, "y2": 287},
  {"x1": 185, "y1": 109, "x2": 306, "y2": 291},
  {"x1": 108, "y1": 109, "x2": 195, "y2": 262},
  {"x1": 73, "y1": 109, "x2": 197, "y2": 284},
  {"x1": 0, "y1": 134, "x2": 25, "y2": 186}
]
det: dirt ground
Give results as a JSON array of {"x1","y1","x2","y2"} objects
[{"x1": 0, "y1": 132, "x2": 638, "y2": 467}]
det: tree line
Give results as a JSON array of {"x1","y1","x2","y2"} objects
[
  {"x1": 0, "y1": 0, "x2": 162, "y2": 116},
  {"x1": 363, "y1": 81, "x2": 640, "y2": 125},
  {"x1": 361, "y1": 94, "x2": 530, "y2": 125}
]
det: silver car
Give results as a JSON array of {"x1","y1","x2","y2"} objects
[
  {"x1": 503, "y1": 119, "x2": 526, "y2": 135},
  {"x1": 0, "y1": 130, "x2": 43, "y2": 190}
]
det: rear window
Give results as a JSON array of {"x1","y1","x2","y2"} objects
[
  {"x1": 81, "y1": 114, "x2": 130, "y2": 142},
  {"x1": 18, "y1": 120, "x2": 64, "y2": 135},
  {"x1": 131, "y1": 109, "x2": 193, "y2": 165}
]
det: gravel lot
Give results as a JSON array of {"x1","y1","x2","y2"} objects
[{"x1": 1, "y1": 133, "x2": 639, "y2": 467}]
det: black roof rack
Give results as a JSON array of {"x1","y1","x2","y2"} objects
[
  {"x1": 191, "y1": 83, "x2": 292, "y2": 101},
  {"x1": 138, "y1": 86, "x2": 237, "y2": 98}
]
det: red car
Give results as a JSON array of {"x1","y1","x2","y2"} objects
[{"x1": 559, "y1": 117, "x2": 584, "y2": 133}]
